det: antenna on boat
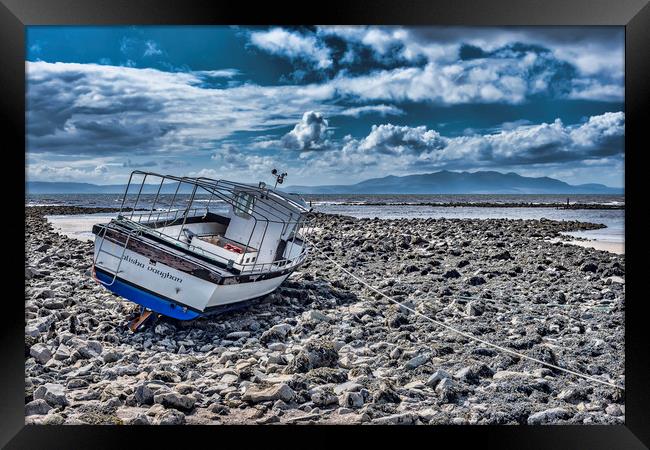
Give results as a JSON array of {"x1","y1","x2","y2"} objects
[{"x1": 271, "y1": 168, "x2": 287, "y2": 189}]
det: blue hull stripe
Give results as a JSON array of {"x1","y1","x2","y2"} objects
[{"x1": 94, "y1": 269, "x2": 201, "y2": 321}]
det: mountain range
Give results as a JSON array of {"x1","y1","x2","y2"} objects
[
  {"x1": 26, "y1": 171, "x2": 623, "y2": 195},
  {"x1": 285, "y1": 171, "x2": 622, "y2": 194}
]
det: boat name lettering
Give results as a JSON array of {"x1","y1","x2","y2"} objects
[{"x1": 122, "y1": 255, "x2": 183, "y2": 284}]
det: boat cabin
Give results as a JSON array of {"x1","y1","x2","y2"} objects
[{"x1": 109, "y1": 172, "x2": 311, "y2": 275}]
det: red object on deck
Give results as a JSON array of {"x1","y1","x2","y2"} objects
[{"x1": 224, "y1": 243, "x2": 243, "y2": 254}]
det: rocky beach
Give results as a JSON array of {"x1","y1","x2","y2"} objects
[{"x1": 25, "y1": 206, "x2": 625, "y2": 425}]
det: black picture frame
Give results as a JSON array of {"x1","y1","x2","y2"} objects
[{"x1": 3, "y1": 0, "x2": 648, "y2": 447}]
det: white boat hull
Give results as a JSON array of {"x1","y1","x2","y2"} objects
[{"x1": 93, "y1": 235, "x2": 291, "y2": 319}]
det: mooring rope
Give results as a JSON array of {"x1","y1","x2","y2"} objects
[{"x1": 305, "y1": 240, "x2": 625, "y2": 391}]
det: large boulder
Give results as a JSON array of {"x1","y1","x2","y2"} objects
[
  {"x1": 33, "y1": 383, "x2": 69, "y2": 407},
  {"x1": 25, "y1": 399, "x2": 52, "y2": 416},
  {"x1": 30, "y1": 343, "x2": 52, "y2": 364},
  {"x1": 134, "y1": 384, "x2": 154, "y2": 405},
  {"x1": 242, "y1": 383, "x2": 295, "y2": 404},
  {"x1": 153, "y1": 392, "x2": 196, "y2": 411}
]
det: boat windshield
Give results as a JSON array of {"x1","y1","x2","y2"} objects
[{"x1": 233, "y1": 191, "x2": 255, "y2": 217}]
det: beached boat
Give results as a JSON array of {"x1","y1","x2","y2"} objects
[{"x1": 91, "y1": 170, "x2": 311, "y2": 329}]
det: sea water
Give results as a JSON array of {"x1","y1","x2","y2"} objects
[{"x1": 28, "y1": 193, "x2": 624, "y2": 246}]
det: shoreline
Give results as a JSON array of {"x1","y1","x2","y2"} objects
[
  {"x1": 41, "y1": 206, "x2": 624, "y2": 255},
  {"x1": 25, "y1": 206, "x2": 625, "y2": 425},
  {"x1": 325, "y1": 202, "x2": 624, "y2": 210},
  {"x1": 551, "y1": 238, "x2": 625, "y2": 255}
]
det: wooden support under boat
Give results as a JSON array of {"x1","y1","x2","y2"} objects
[{"x1": 128, "y1": 309, "x2": 153, "y2": 332}]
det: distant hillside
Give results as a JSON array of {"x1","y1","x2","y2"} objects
[
  {"x1": 27, "y1": 171, "x2": 623, "y2": 195},
  {"x1": 286, "y1": 171, "x2": 623, "y2": 194}
]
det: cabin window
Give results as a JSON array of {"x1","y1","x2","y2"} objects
[{"x1": 233, "y1": 192, "x2": 255, "y2": 217}]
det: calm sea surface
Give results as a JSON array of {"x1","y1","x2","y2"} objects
[{"x1": 27, "y1": 193, "x2": 624, "y2": 244}]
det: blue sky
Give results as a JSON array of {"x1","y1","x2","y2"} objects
[{"x1": 26, "y1": 26, "x2": 625, "y2": 187}]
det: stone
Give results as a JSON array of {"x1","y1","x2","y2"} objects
[
  {"x1": 25, "y1": 399, "x2": 52, "y2": 416},
  {"x1": 493, "y1": 250, "x2": 512, "y2": 260},
  {"x1": 468, "y1": 276, "x2": 486, "y2": 286},
  {"x1": 154, "y1": 323, "x2": 176, "y2": 336},
  {"x1": 66, "y1": 379, "x2": 88, "y2": 389},
  {"x1": 581, "y1": 262, "x2": 598, "y2": 273},
  {"x1": 256, "y1": 414, "x2": 280, "y2": 424},
  {"x1": 311, "y1": 391, "x2": 339, "y2": 407},
  {"x1": 557, "y1": 388, "x2": 586, "y2": 404},
  {"x1": 208, "y1": 403, "x2": 230, "y2": 415},
  {"x1": 527, "y1": 407, "x2": 572, "y2": 425},
  {"x1": 339, "y1": 392, "x2": 364, "y2": 409},
  {"x1": 305, "y1": 310, "x2": 331, "y2": 323},
  {"x1": 372, "y1": 383, "x2": 401, "y2": 404},
  {"x1": 134, "y1": 384, "x2": 154, "y2": 405},
  {"x1": 404, "y1": 353, "x2": 430, "y2": 370},
  {"x1": 53, "y1": 344, "x2": 71, "y2": 361},
  {"x1": 127, "y1": 414, "x2": 150, "y2": 425},
  {"x1": 454, "y1": 364, "x2": 492, "y2": 384},
  {"x1": 605, "y1": 404, "x2": 623, "y2": 416},
  {"x1": 102, "y1": 350, "x2": 121, "y2": 363},
  {"x1": 260, "y1": 323, "x2": 292, "y2": 343},
  {"x1": 153, "y1": 409, "x2": 186, "y2": 425},
  {"x1": 267, "y1": 343, "x2": 287, "y2": 351},
  {"x1": 220, "y1": 373, "x2": 239, "y2": 385},
  {"x1": 153, "y1": 392, "x2": 196, "y2": 411},
  {"x1": 288, "y1": 340, "x2": 338, "y2": 373},
  {"x1": 226, "y1": 331, "x2": 251, "y2": 340},
  {"x1": 242, "y1": 383, "x2": 295, "y2": 404},
  {"x1": 494, "y1": 370, "x2": 531, "y2": 380},
  {"x1": 76, "y1": 340, "x2": 103, "y2": 359},
  {"x1": 426, "y1": 369, "x2": 452, "y2": 387},
  {"x1": 372, "y1": 412, "x2": 416, "y2": 425},
  {"x1": 30, "y1": 344, "x2": 52, "y2": 364},
  {"x1": 33, "y1": 383, "x2": 68, "y2": 407},
  {"x1": 42, "y1": 414, "x2": 65, "y2": 425},
  {"x1": 333, "y1": 381, "x2": 363, "y2": 395},
  {"x1": 443, "y1": 269, "x2": 461, "y2": 279}
]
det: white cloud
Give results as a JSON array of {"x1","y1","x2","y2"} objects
[
  {"x1": 249, "y1": 28, "x2": 332, "y2": 69},
  {"x1": 331, "y1": 61, "x2": 529, "y2": 104},
  {"x1": 339, "y1": 104, "x2": 405, "y2": 117},
  {"x1": 297, "y1": 111, "x2": 625, "y2": 179},
  {"x1": 354, "y1": 124, "x2": 445, "y2": 155},
  {"x1": 568, "y1": 79, "x2": 625, "y2": 102},
  {"x1": 281, "y1": 111, "x2": 331, "y2": 151},
  {"x1": 315, "y1": 26, "x2": 624, "y2": 103},
  {"x1": 144, "y1": 40, "x2": 163, "y2": 57},
  {"x1": 193, "y1": 69, "x2": 240, "y2": 78},
  {"x1": 94, "y1": 164, "x2": 109, "y2": 175},
  {"x1": 26, "y1": 61, "x2": 341, "y2": 157}
]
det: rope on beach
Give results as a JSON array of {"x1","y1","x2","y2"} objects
[{"x1": 305, "y1": 241, "x2": 625, "y2": 391}]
